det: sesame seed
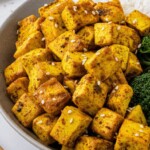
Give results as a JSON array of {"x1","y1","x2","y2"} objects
[
  {"x1": 100, "y1": 114, "x2": 105, "y2": 117},
  {"x1": 56, "y1": 3, "x2": 61, "y2": 7},
  {"x1": 64, "y1": 86, "x2": 69, "y2": 89},
  {"x1": 70, "y1": 39, "x2": 76, "y2": 43},
  {"x1": 68, "y1": 110, "x2": 72, "y2": 114},
  {"x1": 82, "y1": 58, "x2": 87, "y2": 65},
  {"x1": 135, "y1": 49, "x2": 138, "y2": 54},
  {"x1": 92, "y1": 10, "x2": 96, "y2": 15},
  {"x1": 121, "y1": 20, "x2": 125, "y2": 24},
  {"x1": 132, "y1": 19, "x2": 137, "y2": 24},
  {"x1": 46, "y1": 72, "x2": 50, "y2": 75},
  {"x1": 51, "y1": 62, "x2": 55, "y2": 66},
  {"x1": 39, "y1": 90, "x2": 43, "y2": 94},
  {"x1": 96, "y1": 10, "x2": 99, "y2": 15},
  {"x1": 96, "y1": 51, "x2": 100, "y2": 55},
  {"x1": 138, "y1": 43, "x2": 141, "y2": 48},
  {"x1": 83, "y1": 48, "x2": 88, "y2": 52},
  {"x1": 16, "y1": 30, "x2": 19, "y2": 35},
  {"x1": 140, "y1": 125, "x2": 144, "y2": 128},
  {"x1": 52, "y1": 98, "x2": 56, "y2": 101},
  {"x1": 101, "y1": 27, "x2": 105, "y2": 31},
  {"x1": 37, "y1": 120, "x2": 43, "y2": 124},
  {"x1": 17, "y1": 21, "x2": 21, "y2": 26},
  {"x1": 73, "y1": 6, "x2": 77, "y2": 12},
  {"x1": 136, "y1": 62, "x2": 140, "y2": 65},
  {"x1": 97, "y1": 80, "x2": 101, "y2": 86},
  {"x1": 41, "y1": 100, "x2": 45, "y2": 105},
  {"x1": 115, "y1": 57, "x2": 119, "y2": 62},
  {"x1": 69, "y1": 118, "x2": 74, "y2": 124},
  {"x1": 73, "y1": 30, "x2": 76, "y2": 33},
  {"x1": 84, "y1": 10, "x2": 88, "y2": 14},
  {"x1": 115, "y1": 86, "x2": 119, "y2": 90},
  {"x1": 49, "y1": 16, "x2": 54, "y2": 20},
  {"x1": 112, "y1": 90, "x2": 116, "y2": 93},
  {"x1": 74, "y1": 80, "x2": 78, "y2": 84},
  {"x1": 105, "y1": 18, "x2": 109, "y2": 22},
  {"x1": 41, "y1": 37, "x2": 45, "y2": 41},
  {"x1": 134, "y1": 133, "x2": 139, "y2": 137},
  {"x1": 54, "y1": 23, "x2": 58, "y2": 28},
  {"x1": 139, "y1": 129, "x2": 144, "y2": 133},
  {"x1": 44, "y1": 3, "x2": 48, "y2": 7},
  {"x1": 108, "y1": 21, "x2": 112, "y2": 24},
  {"x1": 27, "y1": 37, "x2": 31, "y2": 40},
  {"x1": 117, "y1": 26, "x2": 121, "y2": 30}
]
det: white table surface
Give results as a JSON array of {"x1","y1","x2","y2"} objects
[{"x1": 0, "y1": 0, "x2": 39, "y2": 150}]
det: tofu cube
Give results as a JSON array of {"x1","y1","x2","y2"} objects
[
  {"x1": 38, "y1": 0, "x2": 74, "y2": 18},
  {"x1": 77, "y1": 26, "x2": 95, "y2": 49},
  {"x1": 50, "y1": 106, "x2": 92, "y2": 147},
  {"x1": 75, "y1": 135, "x2": 114, "y2": 150},
  {"x1": 34, "y1": 78, "x2": 71, "y2": 115},
  {"x1": 48, "y1": 31, "x2": 88, "y2": 60},
  {"x1": 62, "y1": 51, "x2": 94, "y2": 78},
  {"x1": 126, "y1": 10, "x2": 150, "y2": 36},
  {"x1": 61, "y1": 3, "x2": 99, "y2": 31},
  {"x1": 14, "y1": 31, "x2": 44, "y2": 58},
  {"x1": 114, "y1": 119, "x2": 150, "y2": 150},
  {"x1": 125, "y1": 52, "x2": 143, "y2": 79},
  {"x1": 32, "y1": 113, "x2": 58, "y2": 145},
  {"x1": 41, "y1": 14, "x2": 66, "y2": 47},
  {"x1": 28, "y1": 61, "x2": 64, "y2": 93},
  {"x1": 4, "y1": 58, "x2": 27, "y2": 85},
  {"x1": 107, "y1": 84, "x2": 133, "y2": 117},
  {"x1": 110, "y1": 44, "x2": 130, "y2": 71},
  {"x1": 91, "y1": 108, "x2": 124, "y2": 141},
  {"x1": 95, "y1": 2, "x2": 125, "y2": 23},
  {"x1": 73, "y1": 74, "x2": 108, "y2": 116},
  {"x1": 7, "y1": 77, "x2": 29, "y2": 103},
  {"x1": 85, "y1": 47, "x2": 120, "y2": 81},
  {"x1": 12, "y1": 93, "x2": 43, "y2": 127},
  {"x1": 126, "y1": 105, "x2": 147, "y2": 126}
]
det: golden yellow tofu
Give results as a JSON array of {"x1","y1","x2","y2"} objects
[
  {"x1": 61, "y1": 146, "x2": 74, "y2": 150},
  {"x1": 110, "y1": 44, "x2": 130, "y2": 71},
  {"x1": 48, "y1": 31, "x2": 88, "y2": 60},
  {"x1": 125, "y1": 52, "x2": 143, "y2": 79},
  {"x1": 91, "y1": 108, "x2": 124, "y2": 141},
  {"x1": 34, "y1": 78, "x2": 71, "y2": 115},
  {"x1": 77, "y1": 26, "x2": 95, "y2": 49},
  {"x1": 50, "y1": 106, "x2": 92, "y2": 147},
  {"x1": 41, "y1": 14, "x2": 66, "y2": 47},
  {"x1": 62, "y1": 51, "x2": 94, "y2": 78},
  {"x1": 126, "y1": 105, "x2": 147, "y2": 126},
  {"x1": 104, "y1": 68, "x2": 128, "y2": 92},
  {"x1": 28, "y1": 61, "x2": 64, "y2": 93},
  {"x1": 7, "y1": 77, "x2": 29, "y2": 103},
  {"x1": 73, "y1": 74, "x2": 108, "y2": 116},
  {"x1": 61, "y1": 2, "x2": 99, "y2": 31},
  {"x1": 107, "y1": 84, "x2": 133, "y2": 117},
  {"x1": 114, "y1": 119, "x2": 150, "y2": 150},
  {"x1": 75, "y1": 135, "x2": 114, "y2": 150},
  {"x1": 32, "y1": 113, "x2": 58, "y2": 145},
  {"x1": 4, "y1": 58, "x2": 27, "y2": 85},
  {"x1": 12, "y1": 93, "x2": 43, "y2": 127},
  {"x1": 126, "y1": 10, "x2": 150, "y2": 36},
  {"x1": 85, "y1": 47, "x2": 120, "y2": 81},
  {"x1": 38, "y1": 0, "x2": 74, "y2": 18},
  {"x1": 14, "y1": 31, "x2": 44, "y2": 58},
  {"x1": 95, "y1": 2, "x2": 125, "y2": 23}
]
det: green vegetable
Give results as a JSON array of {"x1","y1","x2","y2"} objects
[
  {"x1": 138, "y1": 36, "x2": 150, "y2": 70},
  {"x1": 130, "y1": 71, "x2": 150, "y2": 126}
]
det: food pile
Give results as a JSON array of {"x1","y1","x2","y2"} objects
[{"x1": 4, "y1": 0, "x2": 150, "y2": 149}]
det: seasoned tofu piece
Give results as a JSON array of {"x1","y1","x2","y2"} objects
[
  {"x1": 14, "y1": 31, "x2": 44, "y2": 58},
  {"x1": 75, "y1": 135, "x2": 114, "y2": 150},
  {"x1": 126, "y1": 105, "x2": 147, "y2": 126},
  {"x1": 12, "y1": 93, "x2": 43, "y2": 127},
  {"x1": 126, "y1": 10, "x2": 150, "y2": 36},
  {"x1": 50, "y1": 106, "x2": 92, "y2": 147},
  {"x1": 41, "y1": 14, "x2": 66, "y2": 47},
  {"x1": 91, "y1": 108, "x2": 124, "y2": 141},
  {"x1": 61, "y1": 2, "x2": 99, "y2": 31},
  {"x1": 48, "y1": 31, "x2": 88, "y2": 60},
  {"x1": 28, "y1": 61, "x2": 64, "y2": 93},
  {"x1": 77, "y1": 26, "x2": 95, "y2": 49},
  {"x1": 32, "y1": 113, "x2": 58, "y2": 145},
  {"x1": 34, "y1": 78, "x2": 71, "y2": 115},
  {"x1": 104, "y1": 68, "x2": 128, "y2": 92},
  {"x1": 7, "y1": 77, "x2": 29, "y2": 103},
  {"x1": 125, "y1": 52, "x2": 143, "y2": 79},
  {"x1": 114, "y1": 119, "x2": 150, "y2": 150},
  {"x1": 62, "y1": 51, "x2": 94, "y2": 78},
  {"x1": 85, "y1": 47, "x2": 120, "y2": 81},
  {"x1": 107, "y1": 84, "x2": 133, "y2": 117},
  {"x1": 39, "y1": 0, "x2": 74, "y2": 18},
  {"x1": 4, "y1": 58, "x2": 27, "y2": 85},
  {"x1": 95, "y1": 2, "x2": 125, "y2": 23},
  {"x1": 73, "y1": 74, "x2": 108, "y2": 116},
  {"x1": 110, "y1": 44, "x2": 130, "y2": 71}
]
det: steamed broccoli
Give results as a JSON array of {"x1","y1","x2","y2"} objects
[{"x1": 130, "y1": 71, "x2": 150, "y2": 126}]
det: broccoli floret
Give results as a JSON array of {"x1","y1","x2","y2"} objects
[{"x1": 130, "y1": 71, "x2": 150, "y2": 126}]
